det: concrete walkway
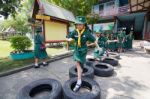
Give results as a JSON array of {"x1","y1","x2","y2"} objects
[{"x1": 0, "y1": 41, "x2": 150, "y2": 99}]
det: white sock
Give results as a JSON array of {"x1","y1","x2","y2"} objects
[
  {"x1": 73, "y1": 79, "x2": 82, "y2": 91},
  {"x1": 77, "y1": 79, "x2": 82, "y2": 85},
  {"x1": 35, "y1": 63, "x2": 38, "y2": 66}
]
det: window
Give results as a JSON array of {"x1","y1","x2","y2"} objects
[{"x1": 93, "y1": 4, "x2": 100, "y2": 14}]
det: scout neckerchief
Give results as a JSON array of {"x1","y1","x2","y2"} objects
[{"x1": 76, "y1": 28, "x2": 85, "y2": 47}]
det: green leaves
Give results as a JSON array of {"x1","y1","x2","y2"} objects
[
  {"x1": 1, "y1": 0, "x2": 33, "y2": 34},
  {"x1": 46, "y1": 0, "x2": 100, "y2": 24},
  {"x1": 46, "y1": 0, "x2": 99, "y2": 16},
  {"x1": 10, "y1": 35, "x2": 32, "y2": 52},
  {"x1": 2, "y1": 13, "x2": 30, "y2": 34},
  {"x1": 0, "y1": 0, "x2": 21, "y2": 19}
]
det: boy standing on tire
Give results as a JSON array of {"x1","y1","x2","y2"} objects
[{"x1": 66, "y1": 16, "x2": 100, "y2": 92}]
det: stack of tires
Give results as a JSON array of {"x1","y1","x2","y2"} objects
[
  {"x1": 17, "y1": 78, "x2": 63, "y2": 99},
  {"x1": 17, "y1": 76, "x2": 101, "y2": 99},
  {"x1": 17, "y1": 67, "x2": 102, "y2": 99},
  {"x1": 86, "y1": 58, "x2": 116, "y2": 77},
  {"x1": 86, "y1": 52, "x2": 120, "y2": 77},
  {"x1": 66, "y1": 66, "x2": 101, "y2": 99},
  {"x1": 17, "y1": 53, "x2": 119, "y2": 99}
]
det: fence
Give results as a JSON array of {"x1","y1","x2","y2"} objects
[{"x1": 0, "y1": 32, "x2": 23, "y2": 40}]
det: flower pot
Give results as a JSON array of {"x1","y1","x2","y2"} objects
[{"x1": 10, "y1": 51, "x2": 34, "y2": 60}]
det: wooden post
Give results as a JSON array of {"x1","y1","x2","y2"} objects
[
  {"x1": 66, "y1": 23, "x2": 69, "y2": 50},
  {"x1": 137, "y1": 0, "x2": 138, "y2": 11}
]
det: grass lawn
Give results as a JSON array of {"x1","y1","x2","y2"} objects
[
  {"x1": 0, "y1": 57, "x2": 35, "y2": 73},
  {"x1": 0, "y1": 40, "x2": 12, "y2": 58},
  {"x1": 0, "y1": 40, "x2": 68, "y2": 73}
]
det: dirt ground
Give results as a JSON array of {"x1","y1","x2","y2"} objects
[{"x1": 0, "y1": 40, "x2": 150, "y2": 99}]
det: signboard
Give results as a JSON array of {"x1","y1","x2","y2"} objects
[
  {"x1": 44, "y1": 21, "x2": 67, "y2": 42},
  {"x1": 36, "y1": 15, "x2": 50, "y2": 20},
  {"x1": 93, "y1": 22, "x2": 114, "y2": 33}
]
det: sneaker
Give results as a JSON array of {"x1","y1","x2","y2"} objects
[
  {"x1": 73, "y1": 84, "x2": 82, "y2": 92},
  {"x1": 34, "y1": 64, "x2": 40, "y2": 68},
  {"x1": 43, "y1": 62, "x2": 48, "y2": 66}
]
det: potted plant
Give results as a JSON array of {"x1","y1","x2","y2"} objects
[{"x1": 9, "y1": 35, "x2": 34, "y2": 60}]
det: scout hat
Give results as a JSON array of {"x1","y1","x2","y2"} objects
[
  {"x1": 35, "y1": 27, "x2": 42, "y2": 33},
  {"x1": 75, "y1": 16, "x2": 86, "y2": 24},
  {"x1": 95, "y1": 29, "x2": 102, "y2": 34}
]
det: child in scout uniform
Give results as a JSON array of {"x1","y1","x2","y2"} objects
[
  {"x1": 94, "y1": 30, "x2": 108, "y2": 59},
  {"x1": 34, "y1": 27, "x2": 48, "y2": 68},
  {"x1": 66, "y1": 16, "x2": 100, "y2": 92},
  {"x1": 107, "y1": 33, "x2": 116, "y2": 51},
  {"x1": 127, "y1": 31, "x2": 133, "y2": 49},
  {"x1": 122, "y1": 29, "x2": 127, "y2": 51},
  {"x1": 117, "y1": 30, "x2": 125, "y2": 53}
]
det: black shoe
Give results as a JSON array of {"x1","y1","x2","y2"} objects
[
  {"x1": 34, "y1": 64, "x2": 40, "y2": 68},
  {"x1": 73, "y1": 84, "x2": 82, "y2": 92}
]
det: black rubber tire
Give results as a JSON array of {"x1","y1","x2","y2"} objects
[
  {"x1": 86, "y1": 58, "x2": 96, "y2": 67},
  {"x1": 69, "y1": 66, "x2": 94, "y2": 79},
  {"x1": 108, "y1": 52, "x2": 120, "y2": 59},
  {"x1": 93, "y1": 63, "x2": 114, "y2": 77},
  {"x1": 102, "y1": 57, "x2": 119, "y2": 66},
  {"x1": 17, "y1": 78, "x2": 62, "y2": 99},
  {"x1": 63, "y1": 77, "x2": 101, "y2": 99}
]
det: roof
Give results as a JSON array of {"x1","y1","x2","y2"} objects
[
  {"x1": 33, "y1": 0, "x2": 75, "y2": 22},
  {"x1": 4, "y1": 27, "x2": 16, "y2": 33},
  {"x1": 117, "y1": 12, "x2": 146, "y2": 21}
]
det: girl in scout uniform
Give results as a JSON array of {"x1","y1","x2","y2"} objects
[
  {"x1": 122, "y1": 29, "x2": 127, "y2": 51},
  {"x1": 126, "y1": 31, "x2": 133, "y2": 49},
  {"x1": 108, "y1": 33, "x2": 116, "y2": 51},
  {"x1": 34, "y1": 27, "x2": 48, "y2": 68},
  {"x1": 117, "y1": 30, "x2": 125, "y2": 53},
  {"x1": 67, "y1": 16, "x2": 100, "y2": 92},
  {"x1": 94, "y1": 30, "x2": 108, "y2": 59}
]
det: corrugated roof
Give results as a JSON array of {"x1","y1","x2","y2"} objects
[{"x1": 38, "y1": 0, "x2": 75, "y2": 22}]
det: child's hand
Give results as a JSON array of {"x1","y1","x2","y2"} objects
[{"x1": 66, "y1": 38, "x2": 73, "y2": 42}]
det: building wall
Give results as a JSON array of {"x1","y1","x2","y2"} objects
[
  {"x1": 93, "y1": 0, "x2": 129, "y2": 17},
  {"x1": 44, "y1": 21, "x2": 67, "y2": 42},
  {"x1": 147, "y1": 22, "x2": 150, "y2": 32},
  {"x1": 134, "y1": 15, "x2": 145, "y2": 39},
  {"x1": 144, "y1": 21, "x2": 150, "y2": 40}
]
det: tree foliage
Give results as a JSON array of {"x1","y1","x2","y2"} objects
[
  {"x1": 47, "y1": 0, "x2": 99, "y2": 16},
  {"x1": 46, "y1": 0, "x2": 100, "y2": 24},
  {"x1": 0, "y1": 0, "x2": 21, "y2": 19},
  {"x1": 1, "y1": 0, "x2": 34, "y2": 34},
  {"x1": 0, "y1": 0, "x2": 100, "y2": 33}
]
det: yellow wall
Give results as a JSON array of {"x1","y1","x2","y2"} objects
[{"x1": 44, "y1": 21, "x2": 67, "y2": 42}]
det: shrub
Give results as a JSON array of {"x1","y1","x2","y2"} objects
[{"x1": 10, "y1": 35, "x2": 32, "y2": 52}]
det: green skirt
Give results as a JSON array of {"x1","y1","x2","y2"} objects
[
  {"x1": 128, "y1": 39, "x2": 133, "y2": 49},
  {"x1": 108, "y1": 42, "x2": 116, "y2": 51},
  {"x1": 73, "y1": 48, "x2": 87, "y2": 68},
  {"x1": 123, "y1": 40, "x2": 128, "y2": 49},
  {"x1": 117, "y1": 42, "x2": 124, "y2": 48},
  {"x1": 34, "y1": 44, "x2": 48, "y2": 59}
]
